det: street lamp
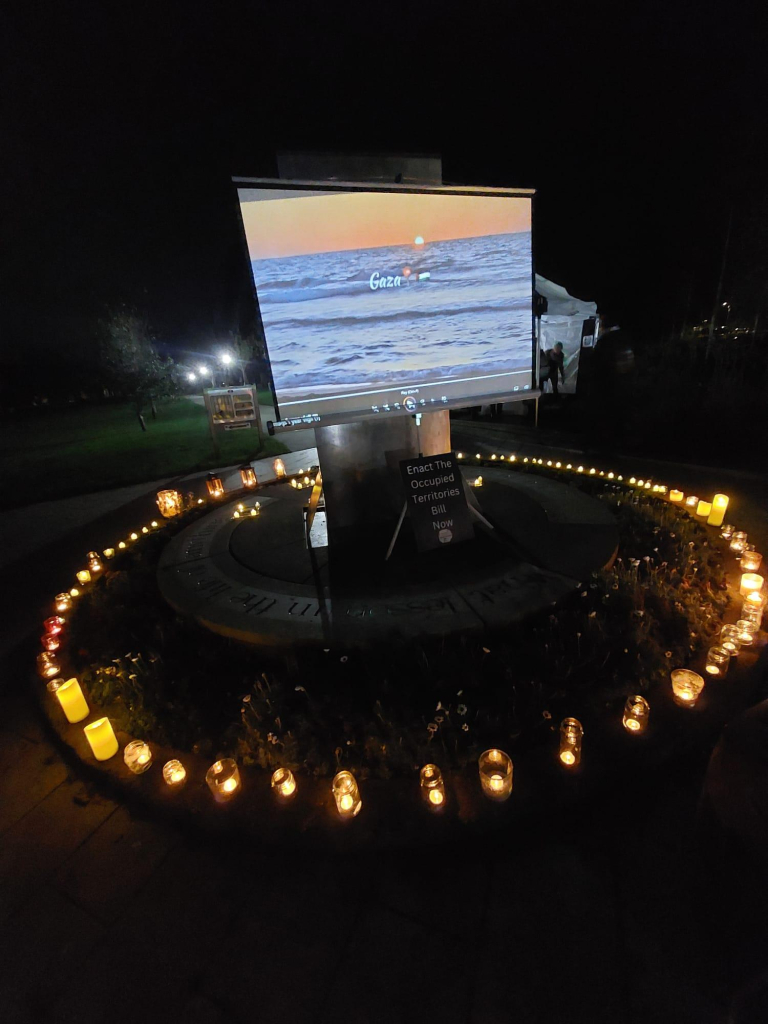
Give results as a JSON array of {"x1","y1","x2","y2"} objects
[
  {"x1": 187, "y1": 372, "x2": 197, "y2": 383},
  {"x1": 219, "y1": 351, "x2": 246, "y2": 384},
  {"x1": 220, "y1": 353, "x2": 233, "y2": 367}
]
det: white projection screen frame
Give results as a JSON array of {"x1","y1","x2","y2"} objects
[{"x1": 235, "y1": 179, "x2": 536, "y2": 428}]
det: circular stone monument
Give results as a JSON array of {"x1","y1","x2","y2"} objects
[{"x1": 157, "y1": 467, "x2": 618, "y2": 647}]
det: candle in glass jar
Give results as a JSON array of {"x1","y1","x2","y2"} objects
[
  {"x1": 162, "y1": 760, "x2": 187, "y2": 787},
  {"x1": 124, "y1": 740, "x2": 152, "y2": 774},
  {"x1": 206, "y1": 758, "x2": 241, "y2": 801},
  {"x1": 55, "y1": 592, "x2": 72, "y2": 613},
  {"x1": 684, "y1": 495, "x2": 699, "y2": 509},
  {"x1": 720, "y1": 524, "x2": 734, "y2": 540},
  {"x1": 730, "y1": 532, "x2": 748, "y2": 553},
  {"x1": 671, "y1": 669, "x2": 705, "y2": 707},
  {"x1": 55, "y1": 678, "x2": 89, "y2": 723},
  {"x1": 705, "y1": 645, "x2": 731, "y2": 677},
  {"x1": 707, "y1": 494, "x2": 730, "y2": 527},
  {"x1": 41, "y1": 633, "x2": 60, "y2": 652},
  {"x1": 740, "y1": 573, "x2": 764, "y2": 597},
  {"x1": 271, "y1": 767, "x2": 297, "y2": 799},
  {"x1": 559, "y1": 718, "x2": 584, "y2": 767},
  {"x1": 332, "y1": 770, "x2": 362, "y2": 817},
  {"x1": 622, "y1": 695, "x2": 650, "y2": 734},
  {"x1": 84, "y1": 718, "x2": 118, "y2": 761},
  {"x1": 103, "y1": 547, "x2": 115, "y2": 559},
  {"x1": 87, "y1": 551, "x2": 102, "y2": 573},
  {"x1": 478, "y1": 749, "x2": 513, "y2": 800},
  {"x1": 735, "y1": 619, "x2": 757, "y2": 645},
  {"x1": 420, "y1": 764, "x2": 447, "y2": 809},
  {"x1": 37, "y1": 652, "x2": 60, "y2": 678},
  {"x1": 740, "y1": 551, "x2": 763, "y2": 573},
  {"x1": 719, "y1": 624, "x2": 742, "y2": 656},
  {"x1": 44, "y1": 616, "x2": 65, "y2": 635}
]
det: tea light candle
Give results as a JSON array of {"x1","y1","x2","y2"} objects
[
  {"x1": 696, "y1": 500, "x2": 712, "y2": 518},
  {"x1": 720, "y1": 524, "x2": 734, "y2": 540},
  {"x1": 55, "y1": 678, "x2": 89, "y2": 723},
  {"x1": 735, "y1": 620, "x2": 757, "y2": 645},
  {"x1": 206, "y1": 758, "x2": 241, "y2": 801},
  {"x1": 332, "y1": 770, "x2": 362, "y2": 817},
  {"x1": 129, "y1": 532, "x2": 139, "y2": 542},
  {"x1": 420, "y1": 764, "x2": 447, "y2": 809},
  {"x1": 472, "y1": 476, "x2": 483, "y2": 487},
  {"x1": 740, "y1": 551, "x2": 763, "y2": 572},
  {"x1": 684, "y1": 495, "x2": 699, "y2": 509},
  {"x1": 84, "y1": 718, "x2": 118, "y2": 760},
  {"x1": 707, "y1": 493, "x2": 730, "y2": 527},
  {"x1": 740, "y1": 573, "x2": 764, "y2": 597},
  {"x1": 37, "y1": 652, "x2": 60, "y2": 678},
  {"x1": 44, "y1": 616, "x2": 65, "y2": 635},
  {"x1": 273, "y1": 458, "x2": 286, "y2": 479},
  {"x1": 141, "y1": 526, "x2": 149, "y2": 534},
  {"x1": 271, "y1": 767, "x2": 297, "y2": 798},
  {"x1": 150, "y1": 521, "x2": 158, "y2": 529},
  {"x1": 55, "y1": 592, "x2": 72, "y2": 613},
  {"x1": 156, "y1": 489, "x2": 183, "y2": 518},
  {"x1": 705, "y1": 645, "x2": 730, "y2": 677},
  {"x1": 622, "y1": 695, "x2": 650, "y2": 734},
  {"x1": 478, "y1": 748, "x2": 514, "y2": 800},
  {"x1": 719, "y1": 624, "x2": 742, "y2": 656},
  {"x1": 730, "y1": 531, "x2": 748, "y2": 553},
  {"x1": 162, "y1": 760, "x2": 187, "y2": 787},
  {"x1": 250, "y1": 507, "x2": 258, "y2": 517},
  {"x1": 118, "y1": 541, "x2": 127, "y2": 550},
  {"x1": 69, "y1": 587, "x2": 80, "y2": 598},
  {"x1": 76, "y1": 569, "x2": 91, "y2": 585},
  {"x1": 87, "y1": 551, "x2": 102, "y2": 573},
  {"x1": 559, "y1": 718, "x2": 584, "y2": 767},
  {"x1": 103, "y1": 547, "x2": 115, "y2": 559},
  {"x1": 124, "y1": 740, "x2": 152, "y2": 774},
  {"x1": 671, "y1": 668, "x2": 705, "y2": 707}
]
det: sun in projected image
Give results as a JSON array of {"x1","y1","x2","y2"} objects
[{"x1": 414, "y1": 235, "x2": 425, "y2": 246}]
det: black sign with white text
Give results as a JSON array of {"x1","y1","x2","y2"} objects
[{"x1": 400, "y1": 452, "x2": 474, "y2": 552}]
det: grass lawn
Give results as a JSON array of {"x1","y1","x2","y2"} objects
[{"x1": 0, "y1": 398, "x2": 289, "y2": 509}]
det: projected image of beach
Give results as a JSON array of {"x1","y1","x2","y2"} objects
[{"x1": 238, "y1": 189, "x2": 532, "y2": 418}]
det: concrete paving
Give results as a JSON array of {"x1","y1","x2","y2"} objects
[{"x1": 3, "y1": 419, "x2": 768, "y2": 1022}]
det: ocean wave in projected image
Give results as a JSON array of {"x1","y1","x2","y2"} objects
[{"x1": 252, "y1": 231, "x2": 532, "y2": 404}]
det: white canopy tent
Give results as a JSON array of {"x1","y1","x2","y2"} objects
[{"x1": 536, "y1": 274, "x2": 598, "y2": 395}]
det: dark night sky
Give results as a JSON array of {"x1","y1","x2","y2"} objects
[{"x1": 2, "y1": 1, "x2": 767, "y2": 366}]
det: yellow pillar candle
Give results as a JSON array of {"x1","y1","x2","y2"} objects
[
  {"x1": 741, "y1": 573, "x2": 764, "y2": 597},
  {"x1": 696, "y1": 500, "x2": 712, "y2": 518},
  {"x1": 707, "y1": 494, "x2": 729, "y2": 527},
  {"x1": 669, "y1": 490, "x2": 684, "y2": 502},
  {"x1": 103, "y1": 547, "x2": 115, "y2": 559},
  {"x1": 55, "y1": 678, "x2": 89, "y2": 723},
  {"x1": 76, "y1": 569, "x2": 91, "y2": 585},
  {"x1": 84, "y1": 718, "x2": 118, "y2": 761}
]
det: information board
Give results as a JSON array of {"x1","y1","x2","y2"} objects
[{"x1": 399, "y1": 452, "x2": 474, "y2": 552}]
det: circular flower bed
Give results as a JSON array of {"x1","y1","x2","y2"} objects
[{"x1": 49, "y1": 460, "x2": 738, "y2": 785}]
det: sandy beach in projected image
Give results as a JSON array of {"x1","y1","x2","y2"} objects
[{"x1": 252, "y1": 230, "x2": 532, "y2": 406}]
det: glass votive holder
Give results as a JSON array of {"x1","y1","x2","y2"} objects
[
  {"x1": 124, "y1": 740, "x2": 152, "y2": 774},
  {"x1": 669, "y1": 489, "x2": 684, "y2": 502},
  {"x1": 332, "y1": 770, "x2": 362, "y2": 818},
  {"x1": 730, "y1": 531, "x2": 748, "y2": 553},
  {"x1": 84, "y1": 718, "x2": 118, "y2": 760},
  {"x1": 273, "y1": 458, "x2": 286, "y2": 479},
  {"x1": 705, "y1": 645, "x2": 730, "y2": 677},
  {"x1": 740, "y1": 573, "x2": 764, "y2": 597},
  {"x1": 479, "y1": 748, "x2": 514, "y2": 800},
  {"x1": 420, "y1": 763, "x2": 447, "y2": 809},
  {"x1": 740, "y1": 551, "x2": 763, "y2": 573},
  {"x1": 671, "y1": 668, "x2": 705, "y2": 707},
  {"x1": 206, "y1": 473, "x2": 224, "y2": 499},
  {"x1": 37, "y1": 652, "x2": 60, "y2": 678},
  {"x1": 161, "y1": 760, "x2": 186, "y2": 787},
  {"x1": 41, "y1": 633, "x2": 60, "y2": 652},
  {"x1": 720, "y1": 524, "x2": 734, "y2": 540},
  {"x1": 206, "y1": 758, "x2": 241, "y2": 801},
  {"x1": 44, "y1": 616, "x2": 65, "y2": 635},
  {"x1": 87, "y1": 551, "x2": 102, "y2": 573},
  {"x1": 55, "y1": 592, "x2": 72, "y2": 613},
  {"x1": 240, "y1": 465, "x2": 257, "y2": 488},
  {"x1": 735, "y1": 619, "x2": 757, "y2": 645},
  {"x1": 103, "y1": 547, "x2": 115, "y2": 559},
  {"x1": 696, "y1": 500, "x2": 712, "y2": 517},
  {"x1": 684, "y1": 495, "x2": 699, "y2": 509},
  {"x1": 271, "y1": 767, "x2": 297, "y2": 799},
  {"x1": 719, "y1": 624, "x2": 742, "y2": 656},
  {"x1": 559, "y1": 718, "x2": 584, "y2": 767},
  {"x1": 622, "y1": 695, "x2": 650, "y2": 734},
  {"x1": 76, "y1": 569, "x2": 91, "y2": 585},
  {"x1": 156, "y1": 489, "x2": 184, "y2": 518}
]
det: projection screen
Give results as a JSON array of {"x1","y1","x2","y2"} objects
[{"x1": 235, "y1": 180, "x2": 534, "y2": 427}]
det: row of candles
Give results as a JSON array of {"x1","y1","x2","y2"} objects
[{"x1": 37, "y1": 452, "x2": 765, "y2": 821}]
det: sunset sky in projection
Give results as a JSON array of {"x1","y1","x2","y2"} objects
[{"x1": 239, "y1": 191, "x2": 531, "y2": 260}]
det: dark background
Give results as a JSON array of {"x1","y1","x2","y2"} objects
[{"x1": 2, "y1": 1, "x2": 767, "y2": 373}]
